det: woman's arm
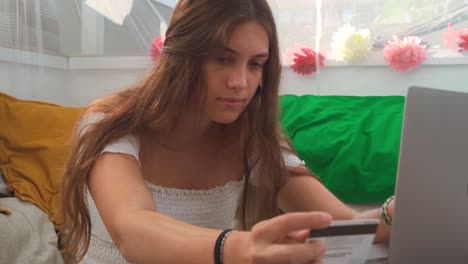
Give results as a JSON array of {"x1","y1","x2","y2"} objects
[
  {"x1": 277, "y1": 169, "x2": 394, "y2": 244},
  {"x1": 353, "y1": 207, "x2": 393, "y2": 244},
  {"x1": 89, "y1": 154, "x2": 332, "y2": 263},
  {"x1": 277, "y1": 174, "x2": 357, "y2": 219},
  {"x1": 89, "y1": 153, "x2": 218, "y2": 263}
]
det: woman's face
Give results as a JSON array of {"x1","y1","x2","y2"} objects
[{"x1": 202, "y1": 20, "x2": 269, "y2": 124}]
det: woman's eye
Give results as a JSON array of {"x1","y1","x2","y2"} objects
[
  {"x1": 250, "y1": 61, "x2": 264, "y2": 69},
  {"x1": 217, "y1": 56, "x2": 231, "y2": 63}
]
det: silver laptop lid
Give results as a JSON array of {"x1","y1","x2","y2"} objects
[{"x1": 389, "y1": 86, "x2": 468, "y2": 264}]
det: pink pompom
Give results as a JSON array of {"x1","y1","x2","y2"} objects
[
  {"x1": 383, "y1": 36, "x2": 426, "y2": 72},
  {"x1": 284, "y1": 45, "x2": 325, "y2": 75},
  {"x1": 151, "y1": 36, "x2": 165, "y2": 61},
  {"x1": 443, "y1": 23, "x2": 460, "y2": 50},
  {"x1": 458, "y1": 30, "x2": 468, "y2": 52},
  {"x1": 443, "y1": 24, "x2": 468, "y2": 52}
]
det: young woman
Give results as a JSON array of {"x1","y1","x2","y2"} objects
[{"x1": 61, "y1": 0, "x2": 394, "y2": 263}]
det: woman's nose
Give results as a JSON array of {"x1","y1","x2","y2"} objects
[{"x1": 227, "y1": 65, "x2": 247, "y2": 90}]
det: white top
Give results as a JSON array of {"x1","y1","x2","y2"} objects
[{"x1": 79, "y1": 114, "x2": 305, "y2": 264}]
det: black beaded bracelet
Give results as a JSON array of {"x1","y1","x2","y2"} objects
[{"x1": 214, "y1": 229, "x2": 237, "y2": 264}]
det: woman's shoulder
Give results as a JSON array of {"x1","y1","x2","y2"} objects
[
  {"x1": 101, "y1": 134, "x2": 140, "y2": 163},
  {"x1": 78, "y1": 111, "x2": 141, "y2": 164}
]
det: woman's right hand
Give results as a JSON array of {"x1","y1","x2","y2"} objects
[{"x1": 224, "y1": 212, "x2": 333, "y2": 264}]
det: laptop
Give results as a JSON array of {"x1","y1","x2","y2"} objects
[{"x1": 389, "y1": 86, "x2": 468, "y2": 263}]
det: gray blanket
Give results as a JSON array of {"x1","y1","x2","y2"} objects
[{"x1": 0, "y1": 196, "x2": 64, "y2": 264}]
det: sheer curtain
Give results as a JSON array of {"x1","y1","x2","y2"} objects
[
  {"x1": 0, "y1": 0, "x2": 172, "y2": 105},
  {"x1": 0, "y1": 0, "x2": 60, "y2": 54},
  {"x1": 74, "y1": 0, "x2": 172, "y2": 56},
  {"x1": 269, "y1": 0, "x2": 468, "y2": 95},
  {"x1": 270, "y1": 0, "x2": 468, "y2": 50},
  {"x1": 2, "y1": 0, "x2": 465, "y2": 59},
  {"x1": 0, "y1": 0, "x2": 68, "y2": 103},
  {"x1": 0, "y1": 0, "x2": 467, "y2": 104}
]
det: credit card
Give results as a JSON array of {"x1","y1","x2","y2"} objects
[{"x1": 306, "y1": 219, "x2": 380, "y2": 264}]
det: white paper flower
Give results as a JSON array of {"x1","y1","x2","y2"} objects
[{"x1": 330, "y1": 24, "x2": 374, "y2": 64}]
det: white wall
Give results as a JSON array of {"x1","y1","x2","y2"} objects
[
  {"x1": 0, "y1": 62, "x2": 145, "y2": 106},
  {"x1": 1, "y1": 53, "x2": 467, "y2": 106},
  {"x1": 0, "y1": 62, "x2": 70, "y2": 104},
  {"x1": 281, "y1": 64, "x2": 468, "y2": 96},
  {"x1": 67, "y1": 68, "x2": 147, "y2": 105}
]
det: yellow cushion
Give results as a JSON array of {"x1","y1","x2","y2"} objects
[{"x1": 0, "y1": 93, "x2": 84, "y2": 230}]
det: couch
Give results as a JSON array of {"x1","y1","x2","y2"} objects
[{"x1": 0, "y1": 92, "x2": 404, "y2": 263}]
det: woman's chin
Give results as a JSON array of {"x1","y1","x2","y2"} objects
[{"x1": 211, "y1": 114, "x2": 241, "y2": 124}]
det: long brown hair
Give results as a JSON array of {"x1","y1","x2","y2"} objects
[{"x1": 60, "y1": 0, "x2": 311, "y2": 263}]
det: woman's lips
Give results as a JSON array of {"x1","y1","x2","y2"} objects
[{"x1": 217, "y1": 97, "x2": 244, "y2": 106}]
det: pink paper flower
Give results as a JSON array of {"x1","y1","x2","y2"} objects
[
  {"x1": 284, "y1": 44, "x2": 325, "y2": 75},
  {"x1": 458, "y1": 31, "x2": 468, "y2": 52},
  {"x1": 443, "y1": 24, "x2": 460, "y2": 50},
  {"x1": 383, "y1": 36, "x2": 426, "y2": 72},
  {"x1": 151, "y1": 36, "x2": 165, "y2": 61},
  {"x1": 443, "y1": 24, "x2": 468, "y2": 52}
]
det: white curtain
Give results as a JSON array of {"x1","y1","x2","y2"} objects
[
  {"x1": 0, "y1": 0, "x2": 60, "y2": 54},
  {"x1": 0, "y1": 0, "x2": 466, "y2": 104},
  {"x1": 0, "y1": 0, "x2": 67, "y2": 103},
  {"x1": 269, "y1": 0, "x2": 468, "y2": 51},
  {"x1": 2, "y1": 0, "x2": 465, "y2": 59},
  {"x1": 74, "y1": 0, "x2": 172, "y2": 55},
  {"x1": 0, "y1": 0, "x2": 172, "y2": 104}
]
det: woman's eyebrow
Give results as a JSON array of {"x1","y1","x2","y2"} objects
[{"x1": 223, "y1": 47, "x2": 269, "y2": 58}]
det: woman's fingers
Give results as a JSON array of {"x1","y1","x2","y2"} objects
[
  {"x1": 252, "y1": 212, "x2": 332, "y2": 243},
  {"x1": 260, "y1": 239, "x2": 327, "y2": 264},
  {"x1": 247, "y1": 212, "x2": 332, "y2": 264},
  {"x1": 284, "y1": 229, "x2": 310, "y2": 244}
]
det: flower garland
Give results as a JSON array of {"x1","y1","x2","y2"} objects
[
  {"x1": 443, "y1": 23, "x2": 468, "y2": 52},
  {"x1": 284, "y1": 44, "x2": 325, "y2": 75},
  {"x1": 460, "y1": 34, "x2": 468, "y2": 52},
  {"x1": 151, "y1": 36, "x2": 165, "y2": 61},
  {"x1": 153, "y1": 22, "x2": 465, "y2": 76},
  {"x1": 383, "y1": 35, "x2": 426, "y2": 72},
  {"x1": 330, "y1": 24, "x2": 373, "y2": 64}
]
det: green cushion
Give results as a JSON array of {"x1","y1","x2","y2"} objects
[{"x1": 279, "y1": 95, "x2": 405, "y2": 203}]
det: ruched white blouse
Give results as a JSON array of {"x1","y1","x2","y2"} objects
[{"x1": 79, "y1": 114, "x2": 304, "y2": 263}]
